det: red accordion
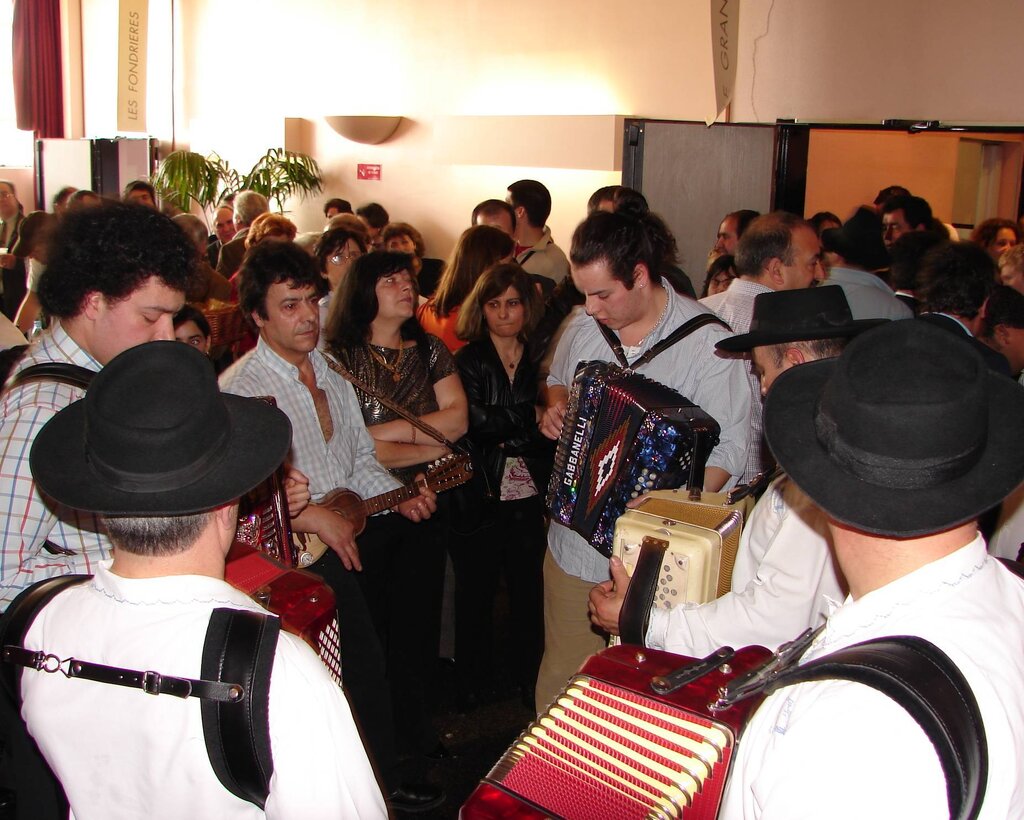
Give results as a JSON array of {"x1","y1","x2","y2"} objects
[
  {"x1": 226, "y1": 468, "x2": 343, "y2": 685},
  {"x1": 461, "y1": 644, "x2": 771, "y2": 820}
]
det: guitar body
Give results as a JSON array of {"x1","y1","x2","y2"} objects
[{"x1": 319, "y1": 487, "x2": 370, "y2": 536}]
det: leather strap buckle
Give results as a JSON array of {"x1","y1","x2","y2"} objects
[{"x1": 142, "y1": 670, "x2": 162, "y2": 695}]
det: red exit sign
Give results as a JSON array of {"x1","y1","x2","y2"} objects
[{"x1": 357, "y1": 163, "x2": 382, "y2": 181}]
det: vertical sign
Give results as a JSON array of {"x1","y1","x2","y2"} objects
[
  {"x1": 117, "y1": 0, "x2": 148, "y2": 132},
  {"x1": 706, "y1": 0, "x2": 739, "y2": 126}
]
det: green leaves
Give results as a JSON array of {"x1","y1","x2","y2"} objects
[
  {"x1": 239, "y1": 148, "x2": 323, "y2": 213},
  {"x1": 153, "y1": 147, "x2": 324, "y2": 223}
]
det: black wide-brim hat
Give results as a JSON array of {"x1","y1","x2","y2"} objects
[
  {"x1": 717, "y1": 286, "x2": 885, "y2": 352},
  {"x1": 31, "y1": 341, "x2": 292, "y2": 515},
  {"x1": 764, "y1": 320, "x2": 1024, "y2": 537}
]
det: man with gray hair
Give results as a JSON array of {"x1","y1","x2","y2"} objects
[
  {"x1": 172, "y1": 214, "x2": 232, "y2": 303},
  {"x1": 216, "y1": 190, "x2": 269, "y2": 278},
  {"x1": 700, "y1": 211, "x2": 826, "y2": 481}
]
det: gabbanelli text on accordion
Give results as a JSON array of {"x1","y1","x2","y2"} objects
[{"x1": 547, "y1": 361, "x2": 721, "y2": 557}]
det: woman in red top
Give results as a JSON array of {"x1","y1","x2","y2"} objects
[{"x1": 417, "y1": 224, "x2": 513, "y2": 352}]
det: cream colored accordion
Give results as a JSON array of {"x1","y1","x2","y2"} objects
[{"x1": 607, "y1": 487, "x2": 756, "y2": 646}]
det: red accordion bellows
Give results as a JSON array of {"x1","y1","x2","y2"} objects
[{"x1": 461, "y1": 644, "x2": 771, "y2": 820}]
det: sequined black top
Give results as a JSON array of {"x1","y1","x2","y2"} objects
[{"x1": 330, "y1": 334, "x2": 457, "y2": 482}]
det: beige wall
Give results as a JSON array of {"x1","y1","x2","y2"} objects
[
  {"x1": 805, "y1": 130, "x2": 1024, "y2": 226},
  {"x1": 70, "y1": 0, "x2": 1024, "y2": 258},
  {"x1": 169, "y1": 0, "x2": 720, "y2": 256},
  {"x1": 733, "y1": 2, "x2": 1024, "y2": 124}
]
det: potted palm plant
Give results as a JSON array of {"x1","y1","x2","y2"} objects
[{"x1": 153, "y1": 147, "x2": 324, "y2": 225}]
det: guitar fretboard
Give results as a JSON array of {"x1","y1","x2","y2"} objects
[{"x1": 362, "y1": 481, "x2": 425, "y2": 516}]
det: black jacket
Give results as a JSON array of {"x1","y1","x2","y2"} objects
[
  {"x1": 917, "y1": 313, "x2": 1012, "y2": 378},
  {"x1": 454, "y1": 338, "x2": 554, "y2": 502}
]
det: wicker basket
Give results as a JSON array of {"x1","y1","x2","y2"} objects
[{"x1": 202, "y1": 302, "x2": 246, "y2": 348}]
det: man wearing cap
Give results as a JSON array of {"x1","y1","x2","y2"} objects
[
  {"x1": 700, "y1": 212, "x2": 826, "y2": 482},
  {"x1": 719, "y1": 320, "x2": 1024, "y2": 818},
  {"x1": 821, "y1": 207, "x2": 912, "y2": 320},
  {"x1": 589, "y1": 287, "x2": 880, "y2": 656},
  {"x1": 11, "y1": 341, "x2": 387, "y2": 818},
  {"x1": 0, "y1": 203, "x2": 196, "y2": 612}
]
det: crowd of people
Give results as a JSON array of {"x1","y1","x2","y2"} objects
[{"x1": 1, "y1": 172, "x2": 1023, "y2": 819}]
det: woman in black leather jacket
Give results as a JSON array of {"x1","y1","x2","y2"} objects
[{"x1": 451, "y1": 262, "x2": 554, "y2": 709}]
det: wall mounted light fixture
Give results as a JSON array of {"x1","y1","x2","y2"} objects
[{"x1": 324, "y1": 116, "x2": 404, "y2": 144}]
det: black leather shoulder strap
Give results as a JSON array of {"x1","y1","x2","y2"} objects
[
  {"x1": 2, "y1": 584, "x2": 280, "y2": 810},
  {"x1": 200, "y1": 608, "x2": 279, "y2": 809},
  {"x1": 998, "y1": 557, "x2": 1024, "y2": 579},
  {"x1": 7, "y1": 362, "x2": 96, "y2": 391},
  {"x1": 769, "y1": 636, "x2": 987, "y2": 820},
  {"x1": 0, "y1": 575, "x2": 92, "y2": 703},
  {"x1": 598, "y1": 312, "x2": 730, "y2": 370}
]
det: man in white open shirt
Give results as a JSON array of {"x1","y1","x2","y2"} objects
[
  {"x1": 12, "y1": 341, "x2": 387, "y2": 819},
  {"x1": 590, "y1": 287, "x2": 883, "y2": 656},
  {"x1": 722, "y1": 320, "x2": 1024, "y2": 819}
]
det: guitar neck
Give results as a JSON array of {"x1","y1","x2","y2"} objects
[{"x1": 362, "y1": 481, "x2": 424, "y2": 516}]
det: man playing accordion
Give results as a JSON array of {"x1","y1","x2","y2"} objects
[{"x1": 536, "y1": 200, "x2": 751, "y2": 712}]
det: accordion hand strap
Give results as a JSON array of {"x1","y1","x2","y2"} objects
[
  {"x1": 618, "y1": 536, "x2": 668, "y2": 645},
  {"x1": 320, "y1": 351, "x2": 459, "y2": 450},
  {"x1": 598, "y1": 313, "x2": 730, "y2": 371}
]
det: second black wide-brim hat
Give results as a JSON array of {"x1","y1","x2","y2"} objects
[
  {"x1": 31, "y1": 340, "x2": 292, "y2": 515},
  {"x1": 763, "y1": 320, "x2": 1024, "y2": 537},
  {"x1": 716, "y1": 286, "x2": 885, "y2": 353}
]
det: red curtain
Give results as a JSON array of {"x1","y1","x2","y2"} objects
[{"x1": 12, "y1": 0, "x2": 64, "y2": 138}]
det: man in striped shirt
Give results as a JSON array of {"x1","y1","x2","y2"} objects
[{"x1": 0, "y1": 203, "x2": 195, "y2": 611}]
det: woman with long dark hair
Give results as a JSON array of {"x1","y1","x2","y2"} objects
[
  {"x1": 325, "y1": 250, "x2": 467, "y2": 473},
  {"x1": 324, "y1": 250, "x2": 467, "y2": 757},
  {"x1": 451, "y1": 262, "x2": 553, "y2": 708}
]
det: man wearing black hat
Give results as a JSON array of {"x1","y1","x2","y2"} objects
[
  {"x1": 719, "y1": 320, "x2": 1024, "y2": 818},
  {"x1": 0, "y1": 203, "x2": 195, "y2": 612},
  {"x1": 821, "y1": 206, "x2": 912, "y2": 320},
  {"x1": 11, "y1": 341, "x2": 387, "y2": 818},
  {"x1": 589, "y1": 287, "x2": 881, "y2": 657}
]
